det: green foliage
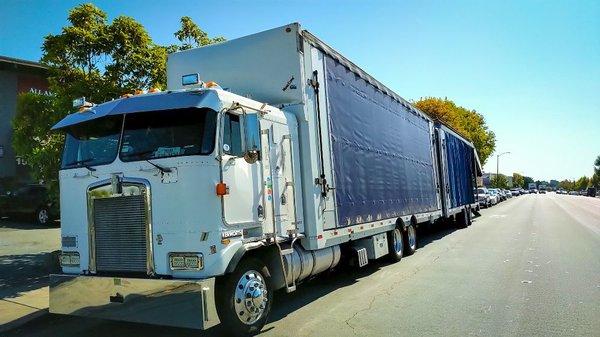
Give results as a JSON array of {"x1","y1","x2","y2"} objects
[
  {"x1": 512, "y1": 173, "x2": 524, "y2": 189},
  {"x1": 12, "y1": 3, "x2": 225, "y2": 202},
  {"x1": 414, "y1": 97, "x2": 496, "y2": 165},
  {"x1": 174, "y1": 16, "x2": 225, "y2": 50},
  {"x1": 12, "y1": 93, "x2": 65, "y2": 200},
  {"x1": 491, "y1": 174, "x2": 509, "y2": 189},
  {"x1": 522, "y1": 176, "x2": 534, "y2": 189},
  {"x1": 591, "y1": 172, "x2": 600, "y2": 188},
  {"x1": 575, "y1": 176, "x2": 590, "y2": 190},
  {"x1": 559, "y1": 180, "x2": 574, "y2": 191}
]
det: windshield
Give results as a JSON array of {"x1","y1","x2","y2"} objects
[
  {"x1": 120, "y1": 108, "x2": 217, "y2": 161},
  {"x1": 61, "y1": 115, "x2": 123, "y2": 169}
]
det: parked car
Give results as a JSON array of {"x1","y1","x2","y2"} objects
[
  {"x1": 477, "y1": 187, "x2": 492, "y2": 207},
  {"x1": 0, "y1": 184, "x2": 56, "y2": 225},
  {"x1": 510, "y1": 188, "x2": 520, "y2": 196},
  {"x1": 539, "y1": 189, "x2": 546, "y2": 194},
  {"x1": 488, "y1": 189, "x2": 500, "y2": 205},
  {"x1": 587, "y1": 187, "x2": 597, "y2": 197},
  {"x1": 568, "y1": 191, "x2": 578, "y2": 195}
]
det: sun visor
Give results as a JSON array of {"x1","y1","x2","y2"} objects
[{"x1": 52, "y1": 90, "x2": 222, "y2": 130}]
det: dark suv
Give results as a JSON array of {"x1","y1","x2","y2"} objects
[{"x1": 0, "y1": 184, "x2": 56, "y2": 225}]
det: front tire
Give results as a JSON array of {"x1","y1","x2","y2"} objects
[
  {"x1": 387, "y1": 228, "x2": 404, "y2": 262},
  {"x1": 216, "y1": 257, "x2": 273, "y2": 337},
  {"x1": 404, "y1": 224, "x2": 417, "y2": 256}
]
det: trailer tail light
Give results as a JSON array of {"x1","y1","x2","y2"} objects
[{"x1": 216, "y1": 182, "x2": 229, "y2": 196}]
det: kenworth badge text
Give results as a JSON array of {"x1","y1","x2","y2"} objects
[{"x1": 49, "y1": 23, "x2": 482, "y2": 336}]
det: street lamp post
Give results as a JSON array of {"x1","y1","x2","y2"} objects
[{"x1": 496, "y1": 151, "x2": 511, "y2": 187}]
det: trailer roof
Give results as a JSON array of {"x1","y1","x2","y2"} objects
[{"x1": 301, "y1": 28, "x2": 431, "y2": 122}]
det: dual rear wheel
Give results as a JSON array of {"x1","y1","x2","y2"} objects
[{"x1": 388, "y1": 223, "x2": 417, "y2": 261}]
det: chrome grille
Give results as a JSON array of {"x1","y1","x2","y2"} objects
[{"x1": 93, "y1": 195, "x2": 147, "y2": 272}]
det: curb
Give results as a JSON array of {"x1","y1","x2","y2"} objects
[{"x1": 0, "y1": 308, "x2": 48, "y2": 333}]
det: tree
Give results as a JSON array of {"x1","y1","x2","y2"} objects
[
  {"x1": 574, "y1": 176, "x2": 590, "y2": 191},
  {"x1": 414, "y1": 97, "x2": 496, "y2": 165},
  {"x1": 12, "y1": 4, "x2": 224, "y2": 201},
  {"x1": 523, "y1": 176, "x2": 534, "y2": 189},
  {"x1": 174, "y1": 16, "x2": 225, "y2": 51},
  {"x1": 559, "y1": 180, "x2": 574, "y2": 191},
  {"x1": 594, "y1": 155, "x2": 600, "y2": 175},
  {"x1": 591, "y1": 172, "x2": 600, "y2": 188},
  {"x1": 491, "y1": 174, "x2": 509, "y2": 189},
  {"x1": 512, "y1": 173, "x2": 525, "y2": 189}
]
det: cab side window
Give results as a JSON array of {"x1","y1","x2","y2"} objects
[{"x1": 223, "y1": 113, "x2": 243, "y2": 156}]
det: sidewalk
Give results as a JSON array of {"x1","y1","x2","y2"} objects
[
  {"x1": 0, "y1": 218, "x2": 60, "y2": 333},
  {"x1": 0, "y1": 287, "x2": 49, "y2": 332}
]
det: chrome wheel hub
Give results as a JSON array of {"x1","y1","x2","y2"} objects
[
  {"x1": 393, "y1": 229, "x2": 403, "y2": 253},
  {"x1": 234, "y1": 270, "x2": 267, "y2": 325},
  {"x1": 408, "y1": 226, "x2": 416, "y2": 250},
  {"x1": 38, "y1": 209, "x2": 49, "y2": 224}
]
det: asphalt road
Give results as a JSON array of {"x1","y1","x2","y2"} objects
[{"x1": 4, "y1": 193, "x2": 600, "y2": 337}]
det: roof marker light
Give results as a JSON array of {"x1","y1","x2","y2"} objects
[
  {"x1": 73, "y1": 97, "x2": 94, "y2": 112},
  {"x1": 204, "y1": 81, "x2": 221, "y2": 89}
]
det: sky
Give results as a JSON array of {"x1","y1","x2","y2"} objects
[{"x1": 1, "y1": 0, "x2": 598, "y2": 181}]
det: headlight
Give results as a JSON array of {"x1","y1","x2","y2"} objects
[
  {"x1": 169, "y1": 253, "x2": 203, "y2": 270},
  {"x1": 60, "y1": 251, "x2": 80, "y2": 266}
]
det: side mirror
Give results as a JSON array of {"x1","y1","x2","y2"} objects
[
  {"x1": 243, "y1": 113, "x2": 261, "y2": 164},
  {"x1": 244, "y1": 150, "x2": 260, "y2": 164}
]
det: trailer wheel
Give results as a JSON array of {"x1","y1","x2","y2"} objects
[
  {"x1": 456, "y1": 209, "x2": 471, "y2": 228},
  {"x1": 404, "y1": 225, "x2": 417, "y2": 256},
  {"x1": 215, "y1": 257, "x2": 273, "y2": 337},
  {"x1": 387, "y1": 228, "x2": 404, "y2": 262}
]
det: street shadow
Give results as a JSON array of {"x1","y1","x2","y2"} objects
[
  {"x1": 0, "y1": 252, "x2": 60, "y2": 299},
  {"x1": 0, "y1": 218, "x2": 60, "y2": 230},
  {"x1": 2, "y1": 224, "x2": 463, "y2": 337}
]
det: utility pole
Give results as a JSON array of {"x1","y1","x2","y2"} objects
[{"x1": 496, "y1": 152, "x2": 511, "y2": 187}]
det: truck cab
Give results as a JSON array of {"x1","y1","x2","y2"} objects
[{"x1": 51, "y1": 86, "x2": 302, "y2": 332}]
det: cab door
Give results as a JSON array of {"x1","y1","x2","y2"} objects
[{"x1": 220, "y1": 112, "x2": 262, "y2": 227}]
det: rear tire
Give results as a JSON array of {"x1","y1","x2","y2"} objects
[
  {"x1": 215, "y1": 257, "x2": 273, "y2": 337},
  {"x1": 456, "y1": 209, "x2": 470, "y2": 228},
  {"x1": 387, "y1": 228, "x2": 404, "y2": 262},
  {"x1": 404, "y1": 224, "x2": 417, "y2": 256}
]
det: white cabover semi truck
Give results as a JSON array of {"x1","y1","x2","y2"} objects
[{"x1": 49, "y1": 23, "x2": 481, "y2": 336}]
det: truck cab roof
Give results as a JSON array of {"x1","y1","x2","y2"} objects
[{"x1": 52, "y1": 88, "x2": 287, "y2": 131}]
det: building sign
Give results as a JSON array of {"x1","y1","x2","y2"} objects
[{"x1": 29, "y1": 87, "x2": 52, "y2": 96}]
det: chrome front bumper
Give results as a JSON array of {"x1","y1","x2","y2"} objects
[{"x1": 49, "y1": 274, "x2": 219, "y2": 330}]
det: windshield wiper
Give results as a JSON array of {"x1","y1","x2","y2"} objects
[
  {"x1": 65, "y1": 158, "x2": 97, "y2": 172},
  {"x1": 146, "y1": 160, "x2": 172, "y2": 174},
  {"x1": 121, "y1": 150, "x2": 171, "y2": 173}
]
